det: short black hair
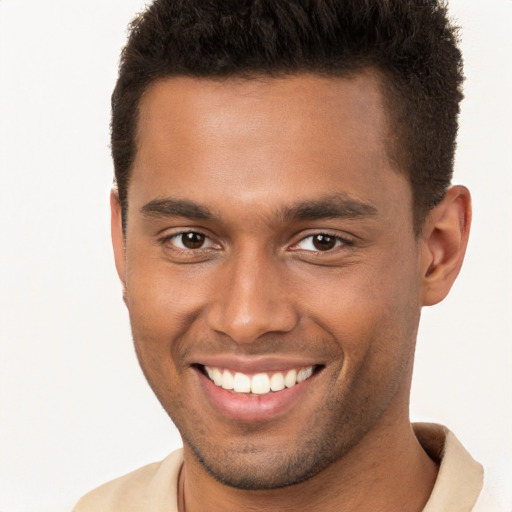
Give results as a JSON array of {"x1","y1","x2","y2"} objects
[{"x1": 112, "y1": 0, "x2": 463, "y2": 233}]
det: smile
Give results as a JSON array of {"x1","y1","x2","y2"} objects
[{"x1": 204, "y1": 366, "x2": 314, "y2": 395}]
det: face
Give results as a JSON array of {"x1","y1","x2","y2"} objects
[{"x1": 115, "y1": 73, "x2": 425, "y2": 489}]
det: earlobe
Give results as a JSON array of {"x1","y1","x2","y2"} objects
[
  {"x1": 110, "y1": 188, "x2": 127, "y2": 294},
  {"x1": 420, "y1": 186, "x2": 472, "y2": 306}
]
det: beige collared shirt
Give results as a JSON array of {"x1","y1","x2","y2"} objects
[{"x1": 74, "y1": 423, "x2": 487, "y2": 512}]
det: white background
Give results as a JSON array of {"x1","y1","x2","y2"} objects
[{"x1": 0, "y1": 1, "x2": 511, "y2": 510}]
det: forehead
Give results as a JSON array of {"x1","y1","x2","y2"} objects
[
  {"x1": 130, "y1": 73, "x2": 410, "y2": 223},
  {"x1": 135, "y1": 72, "x2": 389, "y2": 162}
]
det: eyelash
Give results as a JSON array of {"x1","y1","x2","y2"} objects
[
  {"x1": 159, "y1": 231, "x2": 219, "y2": 253},
  {"x1": 291, "y1": 232, "x2": 354, "y2": 253},
  {"x1": 159, "y1": 230, "x2": 353, "y2": 254}
]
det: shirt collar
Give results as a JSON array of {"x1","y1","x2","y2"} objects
[{"x1": 414, "y1": 423, "x2": 484, "y2": 512}]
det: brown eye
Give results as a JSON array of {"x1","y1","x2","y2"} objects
[
  {"x1": 163, "y1": 231, "x2": 220, "y2": 254},
  {"x1": 312, "y1": 234, "x2": 337, "y2": 251},
  {"x1": 294, "y1": 233, "x2": 345, "y2": 252},
  {"x1": 181, "y1": 232, "x2": 206, "y2": 249}
]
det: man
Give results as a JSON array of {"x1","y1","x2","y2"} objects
[{"x1": 74, "y1": 0, "x2": 486, "y2": 510}]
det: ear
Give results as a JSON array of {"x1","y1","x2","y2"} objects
[
  {"x1": 110, "y1": 188, "x2": 127, "y2": 296},
  {"x1": 419, "y1": 186, "x2": 472, "y2": 306}
]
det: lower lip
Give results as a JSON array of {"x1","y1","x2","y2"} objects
[{"x1": 196, "y1": 368, "x2": 317, "y2": 422}]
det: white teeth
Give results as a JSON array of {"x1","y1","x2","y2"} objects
[
  {"x1": 221, "y1": 369, "x2": 234, "y2": 390},
  {"x1": 297, "y1": 367, "x2": 313, "y2": 382},
  {"x1": 284, "y1": 369, "x2": 297, "y2": 388},
  {"x1": 212, "y1": 368, "x2": 223, "y2": 386},
  {"x1": 251, "y1": 373, "x2": 271, "y2": 394},
  {"x1": 233, "y1": 372, "x2": 251, "y2": 393},
  {"x1": 270, "y1": 372, "x2": 285, "y2": 391},
  {"x1": 204, "y1": 365, "x2": 315, "y2": 395}
]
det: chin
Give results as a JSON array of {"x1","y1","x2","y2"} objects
[{"x1": 186, "y1": 438, "x2": 338, "y2": 490}]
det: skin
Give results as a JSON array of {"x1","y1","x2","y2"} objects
[{"x1": 111, "y1": 73, "x2": 471, "y2": 511}]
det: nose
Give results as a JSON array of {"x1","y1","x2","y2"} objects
[{"x1": 206, "y1": 249, "x2": 299, "y2": 344}]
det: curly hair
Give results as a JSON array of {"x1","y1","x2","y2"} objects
[{"x1": 112, "y1": 0, "x2": 463, "y2": 233}]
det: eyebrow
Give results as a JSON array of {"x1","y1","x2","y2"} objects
[
  {"x1": 279, "y1": 195, "x2": 378, "y2": 221},
  {"x1": 141, "y1": 198, "x2": 215, "y2": 220},
  {"x1": 140, "y1": 194, "x2": 378, "y2": 223}
]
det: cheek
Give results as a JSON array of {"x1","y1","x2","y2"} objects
[
  {"x1": 124, "y1": 265, "x2": 195, "y2": 411},
  {"x1": 125, "y1": 253, "x2": 210, "y2": 341},
  {"x1": 299, "y1": 247, "x2": 421, "y2": 367}
]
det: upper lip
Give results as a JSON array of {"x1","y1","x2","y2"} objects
[{"x1": 192, "y1": 355, "x2": 323, "y2": 374}]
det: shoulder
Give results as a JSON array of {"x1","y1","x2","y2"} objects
[{"x1": 73, "y1": 448, "x2": 183, "y2": 512}]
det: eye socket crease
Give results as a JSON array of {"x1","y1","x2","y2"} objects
[{"x1": 143, "y1": 194, "x2": 378, "y2": 255}]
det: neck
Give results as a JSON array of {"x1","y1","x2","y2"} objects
[{"x1": 179, "y1": 411, "x2": 438, "y2": 512}]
